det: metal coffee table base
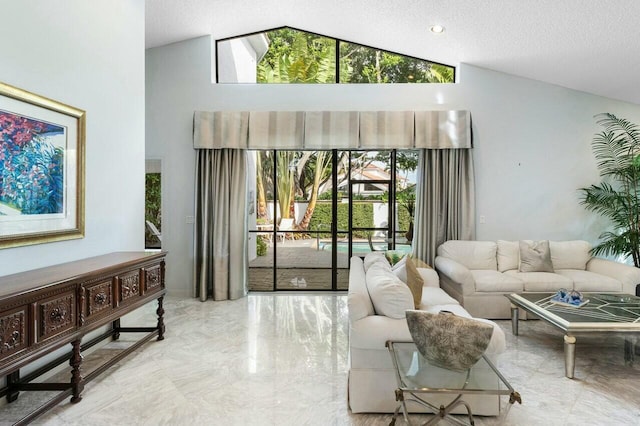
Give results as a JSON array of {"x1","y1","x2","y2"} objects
[
  {"x1": 507, "y1": 294, "x2": 640, "y2": 379},
  {"x1": 387, "y1": 341, "x2": 521, "y2": 426},
  {"x1": 391, "y1": 387, "x2": 474, "y2": 426},
  {"x1": 511, "y1": 305, "x2": 580, "y2": 378}
]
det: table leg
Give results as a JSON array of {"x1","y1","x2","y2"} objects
[
  {"x1": 156, "y1": 296, "x2": 165, "y2": 341},
  {"x1": 6, "y1": 370, "x2": 20, "y2": 402},
  {"x1": 564, "y1": 335, "x2": 576, "y2": 379},
  {"x1": 510, "y1": 304, "x2": 519, "y2": 335},
  {"x1": 624, "y1": 338, "x2": 635, "y2": 366},
  {"x1": 70, "y1": 339, "x2": 84, "y2": 403},
  {"x1": 112, "y1": 318, "x2": 121, "y2": 341}
]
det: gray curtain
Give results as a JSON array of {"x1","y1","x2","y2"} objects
[
  {"x1": 414, "y1": 149, "x2": 475, "y2": 265},
  {"x1": 194, "y1": 149, "x2": 248, "y2": 301}
]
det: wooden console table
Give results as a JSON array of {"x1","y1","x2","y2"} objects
[{"x1": 0, "y1": 251, "x2": 167, "y2": 424}]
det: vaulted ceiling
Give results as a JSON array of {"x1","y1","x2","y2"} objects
[{"x1": 146, "y1": 0, "x2": 640, "y2": 105}]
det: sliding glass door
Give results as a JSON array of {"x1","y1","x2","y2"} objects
[
  {"x1": 248, "y1": 149, "x2": 417, "y2": 291},
  {"x1": 248, "y1": 150, "x2": 343, "y2": 290}
]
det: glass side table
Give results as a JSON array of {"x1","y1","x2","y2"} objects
[{"x1": 386, "y1": 341, "x2": 521, "y2": 426}]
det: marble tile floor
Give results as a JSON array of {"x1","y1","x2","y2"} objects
[{"x1": 3, "y1": 293, "x2": 639, "y2": 425}]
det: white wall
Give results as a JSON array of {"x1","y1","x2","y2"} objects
[
  {"x1": 146, "y1": 36, "x2": 640, "y2": 297},
  {"x1": 218, "y1": 38, "x2": 260, "y2": 83},
  {"x1": 0, "y1": 1, "x2": 146, "y2": 275}
]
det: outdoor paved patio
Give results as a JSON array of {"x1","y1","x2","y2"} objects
[{"x1": 249, "y1": 238, "x2": 351, "y2": 291}]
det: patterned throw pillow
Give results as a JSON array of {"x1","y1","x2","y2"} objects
[{"x1": 405, "y1": 310, "x2": 494, "y2": 372}]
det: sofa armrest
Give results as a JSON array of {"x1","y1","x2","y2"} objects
[
  {"x1": 349, "y1": 315, "x2": 412, "y2": 350},
  {"x1": 349, "y1": 313, "x2": 506, "y2": 356},
  {"x1": 434, "y1": 256, "x2": 475, "y2": 295},
  {"x1": 587, "y1": 258, "x2": 640, "y2": 295},
  {"x1": 348, "y1": 290, "x2": 373, "y2": 323}
]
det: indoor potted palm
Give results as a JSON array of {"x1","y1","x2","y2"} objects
[{"x1": 580, "y1": 113, "x2": 640, "y2": 267}]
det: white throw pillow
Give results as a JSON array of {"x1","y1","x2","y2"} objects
[
  {"x1": 497, "y1": 240, "x2": 519, "y2": 272},
  {"x1": 549, "y1": 240, "x2": 591, "y2": 270},
  {"x1": 437, "y1": 241, "x2": 498, "y2": 270},
  {"x1": 393, "y1": 261, "x2": 408, "y2": 283},
  {"x1": 363, "y1": 252, "x2": 390, "y2": 272},
  {"x1": 365, "y1": 263, "x2": 414, "y2": 319},
  {"x1": 391, "y1": 255, "x2": 407, "y2": 271}
]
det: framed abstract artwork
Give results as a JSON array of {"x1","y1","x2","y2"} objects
[{"x1": 0, "y1": 82, "x2": 85, "y2": 248}]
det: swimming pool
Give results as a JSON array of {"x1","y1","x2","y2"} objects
[{"x1": 319, "y1": 241, "x2": 412, "y2": 255}]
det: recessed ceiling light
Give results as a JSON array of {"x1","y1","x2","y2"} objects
[{"x1": 430, "y1": 25, "x2": 445, "y2": 34}]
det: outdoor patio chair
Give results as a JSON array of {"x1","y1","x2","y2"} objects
[
  {"x1": 256, "y1": 221, "x2": 274, "y2": 245},
  {"x1": 145, "y1": 220, "x2": 162, "y2": 242},
  {"x1": 277, "y1": 218, "x2": 295, "y2": 244}
]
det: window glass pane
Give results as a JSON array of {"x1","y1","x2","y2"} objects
[
  {"x1": 350, "y1": 151, "x2": 390, "y2": 181},
  {"x1": 395, "y1": 150, "x2": 418, "y2": 250},
  {"x1": 217, "y1": 26, "x2": 454, "y2": 84},
  {"x1": 144, "y1": 160, "x2": 162, "y2": 250},
  {"x1": 257, "y1": 28, "x2": 336, "y2": 83},
  {"x1": 249, "y1": 150, "x2": 275, "y2": 291},
  {"x1": 246, "y1": 148, "x2": 418, "y2": 292},
  {"x1": 339, "y1": 41, "x2": 454, "y2": 83}
]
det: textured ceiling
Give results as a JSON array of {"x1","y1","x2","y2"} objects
[{"x1": 146, "y1": 0, "x2": 640, "y2": 105}]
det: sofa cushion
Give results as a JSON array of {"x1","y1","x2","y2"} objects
[
  {"x1": 497, "y1": 240, "x2": 519, "y2": 272},
  {"x1": 470, "y1": 270, "x2": 524, "y2": 292},
  {"x1": 555, "y1": 269, "x2": 623, "y2": 292},
  {"x1": 587, "y1": 258, "x2": 640, "y2": 294},
  {"x1": 364, "y1": 251, "x2": 390, "y2": 272},
  {"x1": 365, "y1": 264, "x2": 414, "y2": 319},
  {"x1": 423, "y1": 303, "x2": 471, "y2": 317},
  {"x1": 437, "y1": 240, "x2": 498, "y2": 270},
  {"x1": 418, "y1": 267, "x2": 440, "y2": 288},
  {"x1": 419, "y1": 287, "x2": 459, "y2": 308},
  {"x1": 550, "y1": 240, "x2": 591, "y2": 270},
  {"x1": 504, "y1": 271, "x2": 572, "y2": 291},
  {"x1": 519, "y1": 240, "x2": 554, "y2": 272},
  {"x1": 348, "y1": 256, "x2": 375, "y2": 322}
]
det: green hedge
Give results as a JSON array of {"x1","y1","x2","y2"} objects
[
  {"x1": 397, "y1": 205, "x2": 411, "y2": 233},
  {"x1": 308, "y1": 201, "x2": 413, "y2": 238},
  {"x1": 309, "y1": 201, "x2": 373, "y2": 238}
]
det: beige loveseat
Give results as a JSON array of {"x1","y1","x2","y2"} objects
[
  {"x1": 347, "y1": 253, "x2": 506, "y2": 415},
  {"x1": 435, "y1": 240, "x2": 640, "y2": 319}
]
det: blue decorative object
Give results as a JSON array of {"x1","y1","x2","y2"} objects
[
  {"x1": 553, "y1": 288, "x2": 570, "y2": 303},
  {"x1": 551, "y1": 289, "x2": 589, "y2": 307}
]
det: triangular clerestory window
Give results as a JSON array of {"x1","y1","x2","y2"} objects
[{"x1": 216, "y1": 26, "x2": 455, "y2": 84}]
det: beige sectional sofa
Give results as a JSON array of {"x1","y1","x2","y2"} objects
[
  {"x1": 435, "y1": 240, "x2": 640, "y2": 319},
  {"x1": 347, "y1": 253, "x2": 506, "y2": 415}
]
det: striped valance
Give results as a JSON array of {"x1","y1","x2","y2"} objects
[{"x1": 193, "y1": 110, "x2": 471, "y2": 150}]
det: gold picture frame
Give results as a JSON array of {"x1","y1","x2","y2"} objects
[{"x1": 0, "y1": 82, "x2": 85, "y2": 249}]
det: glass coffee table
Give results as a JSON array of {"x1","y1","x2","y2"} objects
[
  {"x1": 506, "y1": 292, "x2": 640, "y2": 378},
  {"x1": 386, "y1": 341, "x2": 521, "y2": 426}
]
